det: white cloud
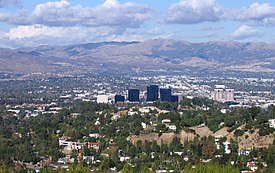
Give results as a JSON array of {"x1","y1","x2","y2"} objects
[
  {"x1": 103, "y1": 0, "x2": 119, "y2": 6},
  {"x1": 2, "y1": 24, "x2": 167, "y2": 47},
  {"x1": 163, "y1": 1, "x2": 275, "y2": 26},
  {"x1": 0, "y1": 0, "x2": 155, "y2": 47},
  {"x1": 3, "y1": 25, "x2": 122, "y2": 46},
  {"x1": 163, "y1": 0, "x2": 224, "y2": 24},
  {"x1": 226, "y1": 2, "x2": 275, "y2": 26},
  {"x1": 0, "y1": 10, "x2": 31, "y2": 25},
  {"x1": 230, "y1": 25, "x2": 262, "y2": 40},
  {"x1": 232, "y1": 3, "x2": 275, "y2": 21},
  {"x1": 0, "y1": 0, "x2": 153, "y2": 28},
  {"x1": 6, "y1": 25, "x2": 63, "y2": 39},
  {"x1": 0, "y1": 0, "x2": 21, "y2": 8}
]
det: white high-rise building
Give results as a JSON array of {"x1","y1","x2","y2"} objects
[
  {"x1": 213, "y1": 89, "x2": 224, "y2": 101},
  {"x1": 224, "y1": 89, "x2": 234, "y2": 101},
  {"x1": 213, "y1": 87, "x2": 234, "y2": 102},
  {"x1": 97, "y1": 95, "x2": 109, "y2": 103}
]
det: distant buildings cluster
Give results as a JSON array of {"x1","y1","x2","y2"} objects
[
  {"x1": 96, "y1": 84, "x2": 183, "y2": 104},
  {"x1": 96, "y1": 84, "x2": 236, "y2": 104},
  {"x1": 115, "y1": 85, "x2": 180, "y2": 103}
]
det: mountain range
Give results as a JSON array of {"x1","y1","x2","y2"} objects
[{"x1": 0, "y1": 39, "x2": 275, "y2": 77}]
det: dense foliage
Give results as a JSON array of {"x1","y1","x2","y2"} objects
[
  {"x1": 0, "y1": 98, "x2": 274, "y2": 172},
  {"x1": 184, "y1": 163, "x2": 240, "y2": 173}
]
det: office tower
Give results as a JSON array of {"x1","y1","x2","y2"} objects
[
  {"x1": 115, "y1": 95, "x2": 125, "y2": 103},
  {"x1": 97, "y1": 95, "x2": 109, "y2": 103},
  {"x1": 213, "y1": 87, "x2": 234, "y2": 102},
  {"x1": 213, "y1": 88, "x2": 224, "y2": 101},
  {"x1": 171, "y1": 95, "x2": 179, "y2": 102},
  {"x1": 160, "y1": 88, "x2": 171, "y2": 102},
  {"x1": 128, "y1": 89, "x2": 140, "y2": 102},
  {"x1": 147, "y1": 85, "x2": 159, "y2": 102},
  {"x1": 224, "y1": 89, "x2": 234, "y2": 101}
]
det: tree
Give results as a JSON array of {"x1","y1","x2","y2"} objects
[
  {"x1": 224, "y1": 116, "x2": 236, "y2": 127},
  {"x1": 266, "y1": 144, "x2": 275, "y2": 170},
  {"x1": 83, "y1": 146, "x2": 91, "y2": 156},
  {"x1": 234, "y1": 129, "x2": 244, "y2": 137},
  {"x1": 202, "y1": 142, "x2": 216, "y2": 158},
  {"x1": 140, "y1": 163, "x2": 150, "y2": 173},
  {"x1": 270, "y1": 106, "x2": 275, "y2": 118},
  {"x1": 229, "y1": 140, "x2": 238, "y2": 162},
  {"x1": 40, "y1": 167, "x2": 56, "y2": 173},
  {"x1": 121, "y1": 163, "x2": 133, "y2": 173},
  {"x1": 152, "y1": 141, "x2": 160, "y2": 153},
  {"x1": 144, "y1": 140, "x2": 151, "y2": 154},
  {"x1": 249, "y1": 107, "x2": 261, "y2": 120},
  {"x1": 68, "y1": 163, "x2": 90, "y2": 173},
  {"x1": 0, "y1": 164, "x2": 11, "y2": 173},
  {"x1": 259, "y1": 127, "x2": 268, "y2": 136},
  {"x1": 256, "y1": 113, "x2": 268, "y2": 125},
  {"x1": 259, "y1": 126, "x2": 273, "y2": 136},
  {"x1": 184, "y1": 162, "x2": 240, "y2": 173},
  {"x1": 152, "y1": 160, "x2": 160, "y2": 171},
  {"x1": 98, "y1": 158, "x2": 110, "y2": 173},
  {"x1": 170, "y1": 137, "x2": 182, "y2": 151},
  {"x1": 121, "y1": 163, "x2": 130, "y2": 173}
]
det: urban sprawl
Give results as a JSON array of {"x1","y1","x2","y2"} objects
[{"x1": 0, "y1": 74, "x2": 274, "y2": 173}]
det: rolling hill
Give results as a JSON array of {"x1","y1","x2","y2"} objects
[{"x1": 0, "y1": 39, "x2": 275, "y2": 76}]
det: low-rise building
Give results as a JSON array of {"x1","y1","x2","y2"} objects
[
  {"x1": 168, "y1": 125, "x2": 177, "y2": 131},
  {"x1": 268, "y1": 119, "x2": 275, "y2": 128},
  {"x1": 88, "y1": 142, "x2": 100, "y2": 151}
]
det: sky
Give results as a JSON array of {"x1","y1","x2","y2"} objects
[{"x1": 1, "y1": 0, "x2": 275, "y2": 48}]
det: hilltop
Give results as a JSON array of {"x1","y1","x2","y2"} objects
[{"x1": 0, "y1": 39, "x2": 275, "y2": 76}]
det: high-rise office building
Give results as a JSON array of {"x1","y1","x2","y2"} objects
[
  {"x1": 213, "y1": 89, "x2": 224, "y2": 101},
  {"x1": 224, "y1": 89, "x2": 234, "y2": 101},
  {"x1": 171, "y1": 95, "x2": 179, "y2": 102},
  {"x1": 115, "y1": 95, "x2": 125, "y2": 103},
  {"x1": 160, "y1": 88, "x2": 171, "y2": 102},
  {"x1": 147, "y1": 85, "x2": 159, "y2": 102},
  {"x1": 97, "y1": 95, "x2": 109, "y2": 104},
  {"x1": 128, "y1": 89, "x2": 140, "y2": 102},
  {"x1": 213, "y1": 87, "x2": 234, "y2": 102}
]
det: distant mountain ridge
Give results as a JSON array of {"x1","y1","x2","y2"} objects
[{"x1": 0, "y1": 39, "x2": 275, "y2": 76}]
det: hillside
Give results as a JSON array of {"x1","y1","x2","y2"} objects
[
  {"x1": 1, "y1": 39, "x2": 275, "y2": 76},
  {"x1": 129, "y1": 125, "x2": 275, "y2": 151}
]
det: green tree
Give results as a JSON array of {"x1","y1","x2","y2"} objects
[
  {"x1": 202, "y1": 142, "x2": 216, "y2": 158},
  {"x1": 184, "y1": 162, "x2": 240, "y2": 173},
  {"x1": 266, "y1": 144, "x2": 275, "y2": 170},
  {"x1": 121, "y1": 163, "x2": 134, "y2": 173},
  {"x1": 140, "y1": 163, "x2": 150, "y2": 173},
  {"x1": 256, "y1": 114, "x2": 268, "y2": 125},
  {"x1": 121, "y1": 163, "x2": 130, "y2": 173},
  {"x1": 83, "y1": 146, "x2": 91, "y2": 156},
  {"x1": 224, "y1": 116, "x2": 236, "y2": 127},
  {"x1": 68, "y1": 163, "x2": 90, "y2": 173},
  {"x1": 0, "y1": 164, "x2": 11, "y2": 173},
  {"x1": 98, "y1": 158, "x2": 110, "y2": 173},
  {"x1": 234, "y1": 129, "x2": 244, "y2": 137},
  {"x1": 229, "y1": 140, "x2": 238, "y2": 162},
  {"x1": 249, "y1": 107, "x2": 261, "y2": 120}
]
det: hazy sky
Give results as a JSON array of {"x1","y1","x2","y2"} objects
[{"x1": 1, "y1": 0, "x2": 275, "y2": 47}]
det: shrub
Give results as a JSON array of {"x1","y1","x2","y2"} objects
[{"x1": 234, "y1": 129, "x2": 244, "y2": 137}]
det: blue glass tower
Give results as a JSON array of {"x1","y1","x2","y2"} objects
[
  {"x1": 160, "y1": 88, "x2": 172, "y2": 102},
  {"x1": 128, "y1": 89, "x2": 140, "y2": 102},
  {"x1": 147, "y1": 85, "x2": 159, "y2": 102},
  {"x1": 115, "y1": 95, "x2": 125, "y2": 103}
]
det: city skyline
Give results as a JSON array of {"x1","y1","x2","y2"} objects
[{"x1": 1, "y1": 0, "x2": 275, "y2": 47}]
